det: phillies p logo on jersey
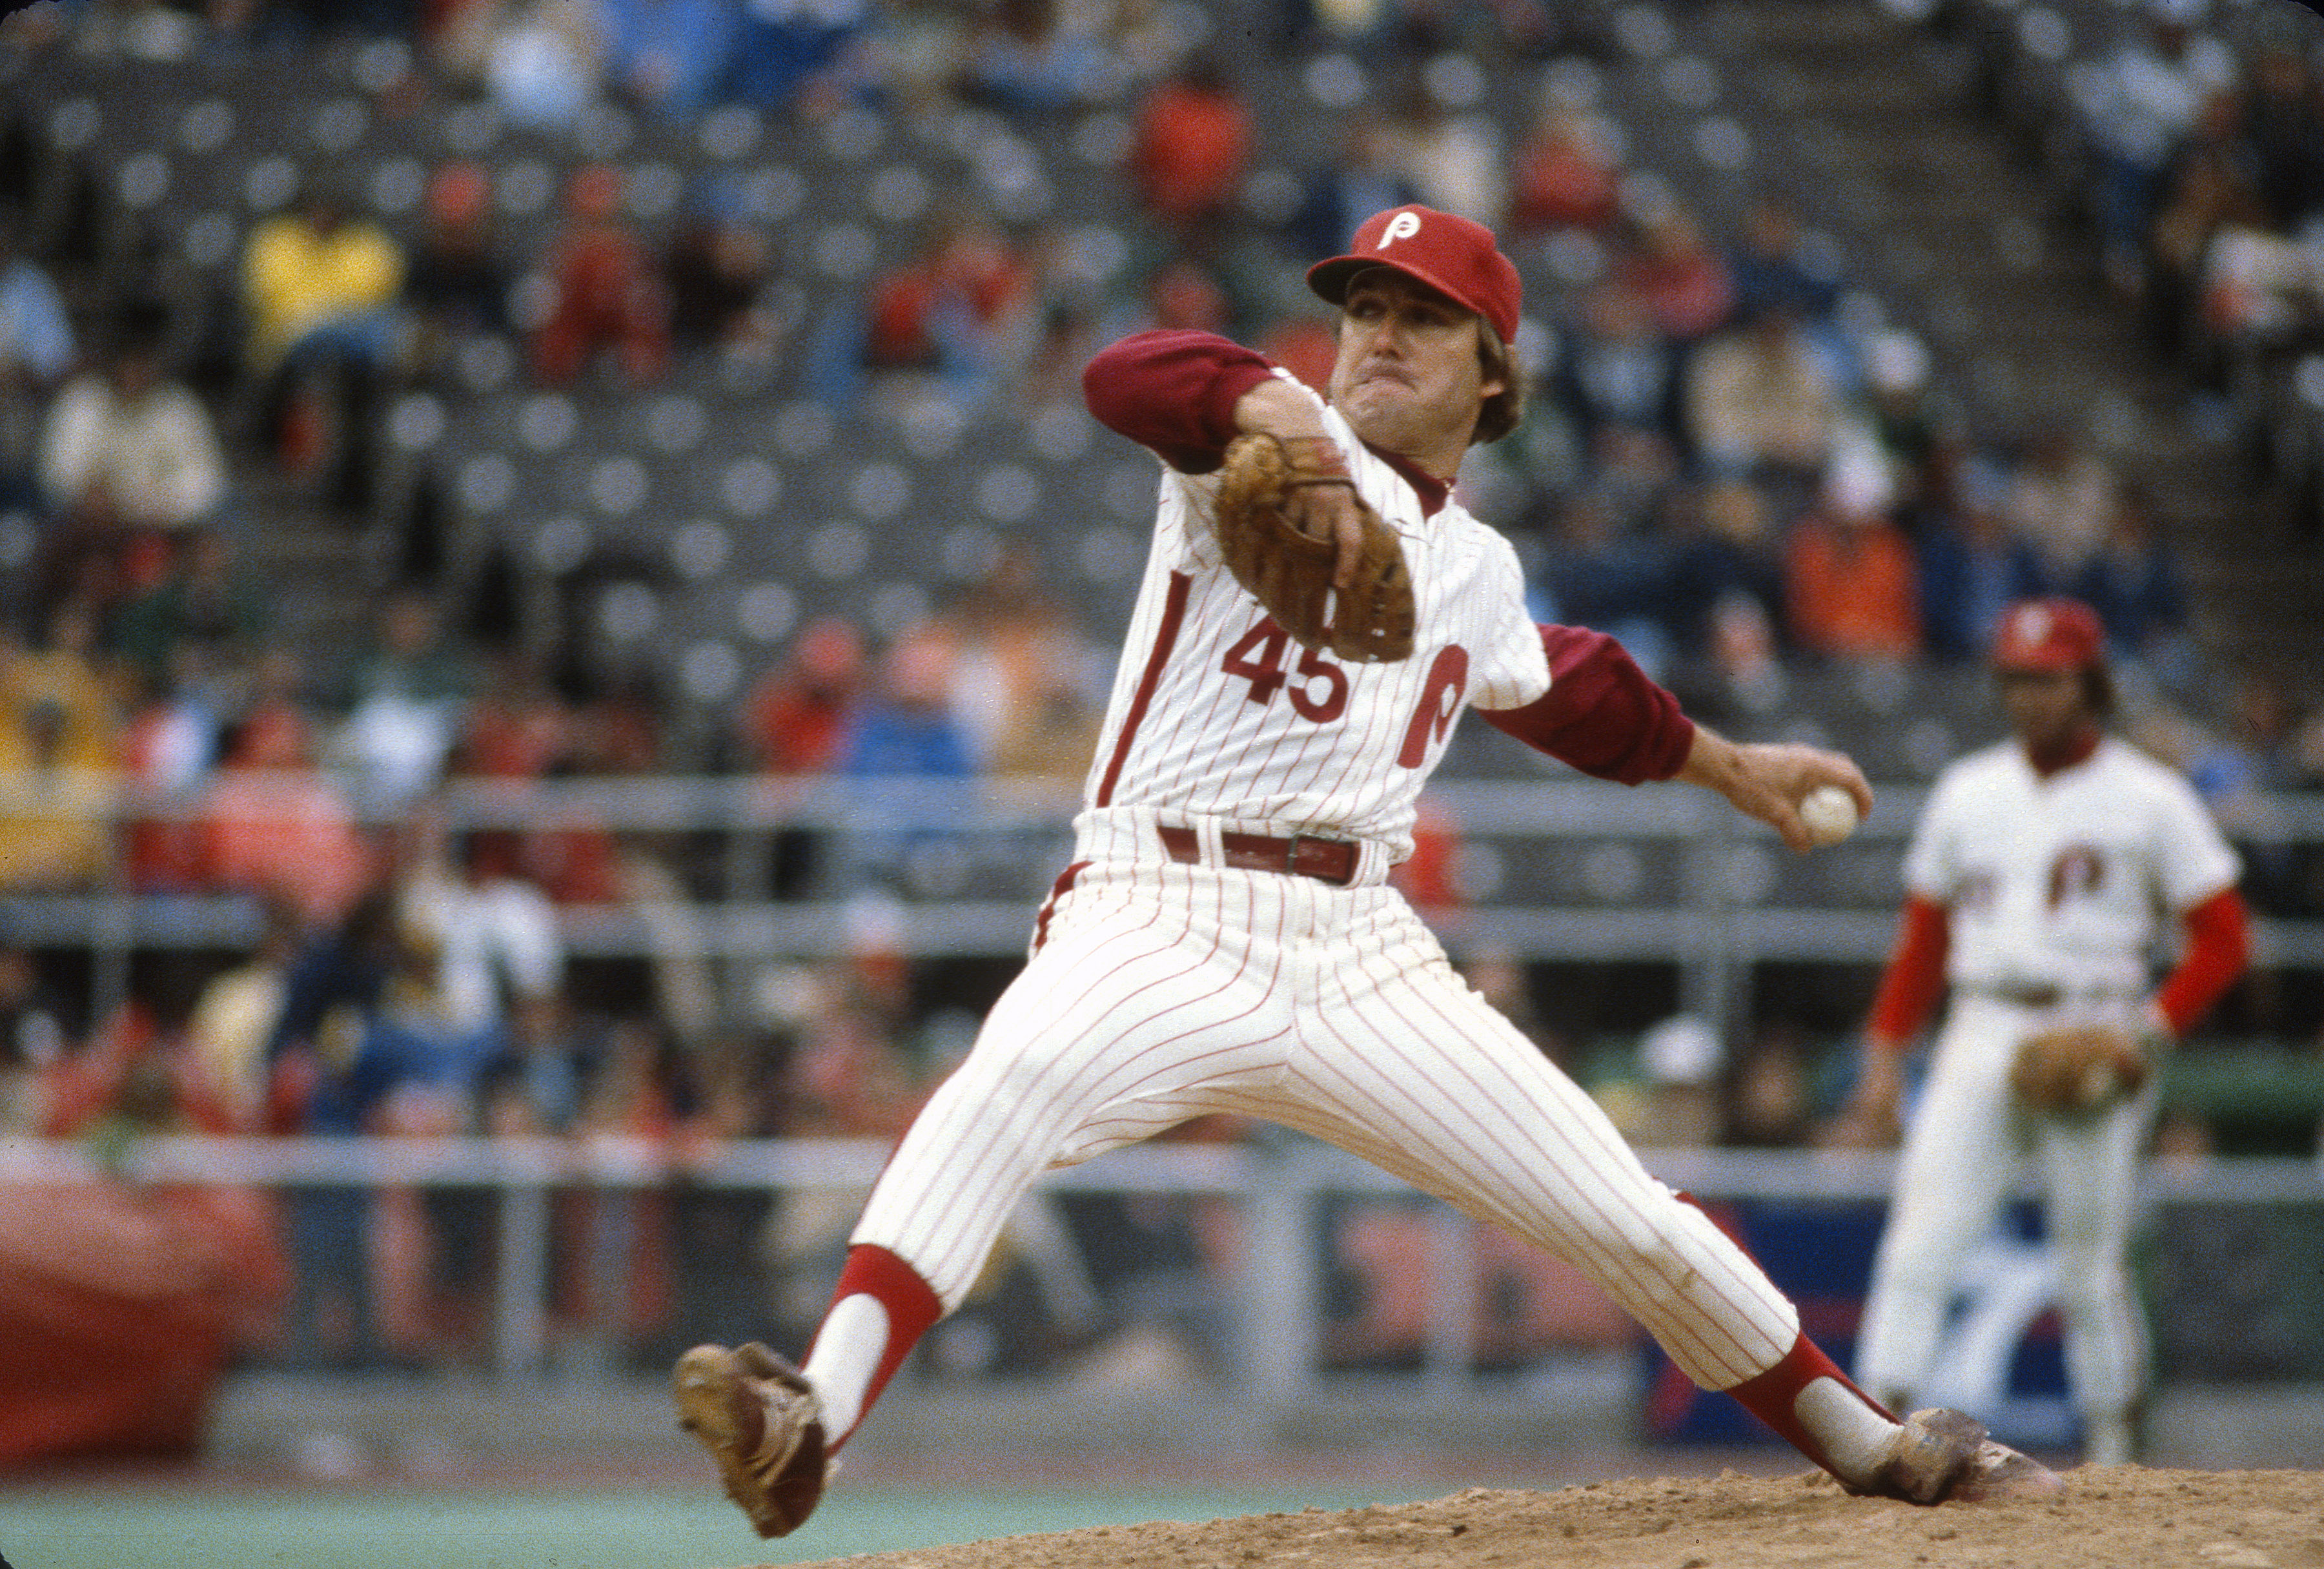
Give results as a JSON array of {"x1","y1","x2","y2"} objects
[{"x1": 2045, "y1": 845, "x2": 2104, "y2": 908}]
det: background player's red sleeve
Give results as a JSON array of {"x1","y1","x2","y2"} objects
[
  {"x1": 1866, "y1": 894, "x2": 1950, "y2": 1050},
  {"x1": 2150, "y1": 885, "x2": 2250, "y2": 1037},
  {"x1": 1477, "y1": 624, "x2": 1697, "y2": 784},
  {"x1": 1082, "y1": 329, "x2": 1279, "y2": 473}
]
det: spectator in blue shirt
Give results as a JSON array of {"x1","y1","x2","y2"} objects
[
  {"x1": 732, "y1": 0, "x2": 870, "y2": 112},
  {"x1": 1289, "y1": 114, "x2": 1422, "y2": 264},
  {"x1": 0, "y1": 225, "x2": 72, "y2": 387},
  {"x1": 0, "y1": 218, "x2": 74, "y2": 517},
  {"x1": 2064, "y1": 481, "x2": 2190, "y2": 684},
  {"x1": 833, "y1": 627, "x2": 975, "y2": 896},
  {"x1": 1916, "y1": 508, "x2": 2048, "y2": 664},
  {"x1": 271, "y1": 885, "x2": 511, "y2": 1365},
  {"x1": 1726, "y1": 198, "x2": 1841, "y2": 326},
  {"x1": 595, "y1": 0, "x2": 746, "y2": 119}
]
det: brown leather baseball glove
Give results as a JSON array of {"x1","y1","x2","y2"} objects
[
  {"x1": 1212, "y1": 433, "x2": 1416, "y2": 664},
  {"x1": 2008, "y1": 1023, "x2": 2151, "y2": 1116}
]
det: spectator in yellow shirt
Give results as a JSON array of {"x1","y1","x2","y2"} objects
[
  {"x1": 0, "y1": 604, "x2": 121, "y2": 893},
  {"x1": 240, "y1": 185, "x2": 405, "y2": 513}
]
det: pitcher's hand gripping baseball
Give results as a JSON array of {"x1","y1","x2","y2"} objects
[{"x1": 1212, "y1": 433, "x2": 1416, "y2": 663}]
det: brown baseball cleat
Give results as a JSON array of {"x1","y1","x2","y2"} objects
[
  {"x1": 672, "y1": 1341, "x2": 830, "y2": 1537},
  {"x1": 1856, "y1": 1408, "x2": 2066, "y2": 1505}
]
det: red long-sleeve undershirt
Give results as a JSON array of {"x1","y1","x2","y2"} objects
[
  {"x1": 2152, "y1": 885, "x2": 2252, "y2": 1035},
  {"x1": 1479, "y1": 625, "x2": 1697, "y2": 784},
  {"x1": 1082, "y1": 329, "x2": 1281, "y2": 475},
  {"x1": 1082, "y1": 328, "x2": 1456, "y2": 509},
  {"x1": 1865, "y1": 894, "x2": 1952, "y2": 1048},
  {"x1": 1866, "y1": 884, "x2": 2252, "y2": 1049}
]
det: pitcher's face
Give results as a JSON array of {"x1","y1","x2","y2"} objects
[{"x1": 1329, "y1": 269, "x2": 1500, "y2": 464}]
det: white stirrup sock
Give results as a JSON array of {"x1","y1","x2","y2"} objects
[
  {"x1": 802, "y1": 1293, "x2": 890, "y2": 1444},
  {"x1": 2083, "y1": 1411, "x2": 2135, "y2": 1466},
  {"x1": 1795, "y1": 1377, "x2": 1905, "y2": 1484}
]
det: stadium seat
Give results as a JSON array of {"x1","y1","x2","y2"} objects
[
  {"x1": 516, "y1": 392, "x2": 581, "y2": 454},
  {"x1": 972, "y1": 462, "x2": 1042, "y2": 525},
  {"x1": 640, "y1": 392, "x2": 708, "y2": 455},
  {"x1": 717, "y1": 454, "x2": 786, "y2": 519},
  {"x1": 734, "y1": 579, "x2": 802, "y2": 644},
  {"x1": 804, "y1": 518, "x2": 872, "y2": 580}
]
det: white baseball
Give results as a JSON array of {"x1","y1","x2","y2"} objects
[{"x1": 1799, "y1": 784, "x2": 1860, "y2": 847}]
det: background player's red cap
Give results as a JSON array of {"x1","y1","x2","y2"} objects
[
  {"x1": 1992, "y1": 597, "x2": 2105, "y2": 671},
  {"x1": 1307, "y1": 205, "x2": 1522, "y2": 342}
]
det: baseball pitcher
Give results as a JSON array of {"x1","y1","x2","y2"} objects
[{"x1": 675, "y1": 206, "x2": 2062, "y2": 1537}]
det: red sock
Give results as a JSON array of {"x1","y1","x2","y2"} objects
[
  {"x1": 1724, "y1": 1331, "x2": 1899, "y2": 1479},
  {"x1": 808, "y1": 1244, "x2": 943, "y2": 1451}
]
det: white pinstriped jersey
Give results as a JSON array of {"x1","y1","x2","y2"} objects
[
  {"x1": 1078, "y1": 371, "x2": 1549, "y2": 862},
  {"x1": 1904, "y1": 737, "x2": 2238, "y2": 996}
]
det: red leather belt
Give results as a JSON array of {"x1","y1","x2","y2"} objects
[{"x1": 1156, "y1": 824, "x2": 1358, "y2": 887}]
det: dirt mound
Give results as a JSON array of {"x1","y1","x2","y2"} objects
[{"x1": 781, "y1": 1467, "x2": 2324, "y2": 1569}]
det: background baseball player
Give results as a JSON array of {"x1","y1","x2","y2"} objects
[
  {"x1": 673, "y1": 205, "x2": 2060, "y2": 1538},
  {"x1": 1844, "y1": 596, "x2": 2252, "y2": 1466}
]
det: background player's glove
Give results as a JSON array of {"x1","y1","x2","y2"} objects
[
  {"x1": 1212, "y1": 433, "x2": 1416, "y2": 664},
  {"x1": 2008, "y1": 1023, "x2": 2151, "y2": 1116}
]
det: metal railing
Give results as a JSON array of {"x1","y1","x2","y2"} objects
[
  {"x1": 5, "y1": 1135, "x2": 2317, "y2": 1392},
  {"x1": 12, "y1": 775, "x2": 2324, "y2": 1030}
]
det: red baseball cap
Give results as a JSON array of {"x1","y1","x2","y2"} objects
[
  {"x1": 1992, "y1": 597, "x2": 2105, "y2": 671},
  {"x1": 1307, "y1": 205, "x2": 1522, "y2": 343}
]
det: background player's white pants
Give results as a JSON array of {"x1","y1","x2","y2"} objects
[
  {"x1": 852, "y1": 854, "x2": 1802, "y2": 1393},
  {"x1": 1855, "y1": 996, "x2": 2156, "y2": 1421}
]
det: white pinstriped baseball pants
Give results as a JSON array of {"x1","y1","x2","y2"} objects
[
  {"x1": 851, "y1": 845, "x2": 1804, "y2": 1393},
  {"x1": 1855, "y1": 994, "x2": 2157, "y2": 1420}
]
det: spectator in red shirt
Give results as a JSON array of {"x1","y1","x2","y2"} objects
[
  {"x1": 811, "y1": 205, "x2": 1032, "y2": 413},
  {"x1": 1126, "y1": 51, "x2": 1250, "y2": 236},
  {"x1": 740, "y1": 618, "x2": 867, "y2": 901},
  {"x1": 740, "y1": 617, "x2": 867, "y2": 777},
  {"x1": 1616, "y1": 209, "x2": 1736, "y2": 345},
  {"x1": 531, "y1": 165, "x2": 671, "y2": 387},
  {"x1": 460, "y1": 650, "x2": 575, "y2": 783},
  {"x1": 864, "y1": 212, "x2": 1030, "y2": 369},
  {"x1": 199, "y1": 652, "x2": 375, "y2": 927},
  {"x1": 1510, "y1": 105, "x2": 1622, "y2": 235},
  {"x1": 453, "y1": 650, "x2": 610, "y2": 901},
  {"x1": 1786, "y1": 451, "x2": 1922, "y2": 664}
]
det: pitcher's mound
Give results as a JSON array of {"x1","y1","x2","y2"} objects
[{"x1": 779, "y1": 1466, "x2": 2323, "y2": 1569}]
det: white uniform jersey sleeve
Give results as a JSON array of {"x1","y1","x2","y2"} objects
[
  {"x1": 1901, "y1": 761, "x2": 1979, "y2": 903},
  {"x1": 1463, "y1": 532, "x2": 1552, "y2": 712},
  {"x1": 1082, "y1": 374, "x2": 1549, "y2": 860},
  {"x1": 1906, "y1": 738, "x2": 2240, "y2": 994},
  {"x1": 2145, "y1": 759, "x2": 2241, "y2": 910}
]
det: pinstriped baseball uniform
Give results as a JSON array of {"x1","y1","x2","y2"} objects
[
  {"x1": 1855, "y1": 735, "x2": 2239, "y2": 1422},
  {"x1": 848, "y1": 354, "x2": 1807, "y2": 1394}
]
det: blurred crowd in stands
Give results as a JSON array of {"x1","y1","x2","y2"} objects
[
  {"x1": 1962, "y1": 0, "x2": 2324, "y2": 529},
  {"x1": 0, "y1": 0, "x2": 2318, "y2": 1384}
]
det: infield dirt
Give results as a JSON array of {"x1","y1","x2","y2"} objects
[{"x1": 775, "y1": 1466, "x2": 2324, "y2": 1569}]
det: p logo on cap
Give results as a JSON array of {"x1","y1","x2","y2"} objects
[
  {"x1": 1378, "y1": 210, "x2": 1423, "y2": 248},
  {"x1": 1992, "y1": 596, "x2": 2104, "y2": 671}
]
